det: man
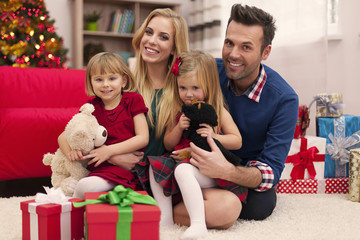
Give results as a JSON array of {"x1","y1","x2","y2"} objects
[{"x1": 174, "y1": 4, "x2": 299, "y2": 228}]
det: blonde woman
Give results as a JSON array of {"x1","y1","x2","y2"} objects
[{"x1": 132, "y1": 8, "x2": 189, "y2": 192}]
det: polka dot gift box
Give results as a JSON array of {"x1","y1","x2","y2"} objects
[{"x1": 276, "y1": 178, "x2": 349, "y2": 194}]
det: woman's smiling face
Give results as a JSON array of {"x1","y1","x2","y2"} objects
[{"x1": 140, "y1": 16, "x2": 175, "y2": 65}]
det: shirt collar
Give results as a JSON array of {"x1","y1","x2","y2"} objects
[{"x1": 228, "y1": 64, "x2": 267, "y2": 103}]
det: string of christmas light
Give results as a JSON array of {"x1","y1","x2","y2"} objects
[{"x1": 0, "y1": 0, "x2": 68, "y2": 68}]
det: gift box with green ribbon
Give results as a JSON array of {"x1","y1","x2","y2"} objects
[{"x1": 73, "y1": 185, "x2": 160, "y2": 240}]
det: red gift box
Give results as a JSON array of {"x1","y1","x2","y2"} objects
[
  {"x1": 20, "y1": 198, "x2": 84, "y2": 240},
  {"x1": 85, "y1": 191, "x2": 160, "y2": 240},
  {"x1": 276, "y1": 178, "x2": 349, "y2": 194},
  {"x1": 294, "y1": 105, "x2": 310, "y2": 139}
]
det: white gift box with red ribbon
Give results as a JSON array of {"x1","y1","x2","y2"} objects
[
  {"x1": 281, "y1": 135, "x2": 326, "y2": 180},
  {"x1": 20, "y1": 187, "x2": 84, "y2": 240}
]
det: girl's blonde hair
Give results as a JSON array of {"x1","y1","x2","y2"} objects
[
  {"x1": 161, "y1": 50, "x2": 225, "y2": 133},
  {"x1": 85, "y1": 52, "x2": 136, "y2": 97},
  {"x1": 132, "y1": 8, "x2": 189, "y2": 138}
]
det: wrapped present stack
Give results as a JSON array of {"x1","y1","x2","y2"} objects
[
  {"x1": 313, "y1": 92, "x2": 359, "y2": 179},
  {"x1": 349, "y1": 149, "x2": 360, "y2": 202},
  {"x1": 277, "y1": 93, "x2": 359, "y2": 195}
]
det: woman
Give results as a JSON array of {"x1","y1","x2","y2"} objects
[
  {"x1": 108, "y1": 8, "x2": 189, "y2": 172},
  {"x1": 131, "y1": 8, "x2": 189, "y2": 192}
]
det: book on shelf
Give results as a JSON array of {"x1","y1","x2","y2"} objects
[{"x1": 107, "y1": 9, "x2": 135, "y2": 34}]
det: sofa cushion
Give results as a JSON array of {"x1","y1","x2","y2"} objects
[
  {"x1": 0, "y1": 66, "x2": 88, "y2": 108},
  {"x1": 0, "y1": 107, "x2": 80, "y2": 180}
]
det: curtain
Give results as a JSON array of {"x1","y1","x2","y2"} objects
[{"x1": 188, "y1": 0, "x2": 222, "y2": 57}]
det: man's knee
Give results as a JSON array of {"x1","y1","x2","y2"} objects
[{"x1": 239, "y1": 188, "x2": 277, "y2": 220}]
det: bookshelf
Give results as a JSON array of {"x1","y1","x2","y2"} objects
[{"x1": 72, "y1": 0, "x2": 180, "y2": 69}]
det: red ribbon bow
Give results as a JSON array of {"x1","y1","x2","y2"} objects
[
  {"x1": 171, "y1": 57, "x2": 181, "y2": 76},
  {"x1": 286, "y1": 138, "x2": 323, "y2": 180}
]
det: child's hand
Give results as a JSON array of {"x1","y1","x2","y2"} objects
[
  {"x1": 178, "y1": 114, "x2": 190, "y2": 130},
  {"x1": 197, "y1": 124, "x2": 215, "y2": 138},
  {"x1": 66, "y1": 150, "x2": 83, "y2": 161},
  {"x1": 84, "y1": 145, "x2": 111, "y2": 167}
]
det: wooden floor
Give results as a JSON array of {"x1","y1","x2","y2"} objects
[{"x1": 0, "y1": 177, "x2": 52, "y2": 197}]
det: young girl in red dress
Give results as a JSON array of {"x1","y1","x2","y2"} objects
[
  {"x1": 58, "y1": 52, "x2": 149, "y2": 199},
  {"x1": 148, "y1": 50, "x2": 248, "y2": 240}
]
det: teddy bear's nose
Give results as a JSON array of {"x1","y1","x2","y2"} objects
[{"x1": 102, "y1": 130, "x2": 107, "y2": 137}]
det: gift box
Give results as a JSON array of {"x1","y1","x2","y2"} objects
[
  {"x1": 276, "y1": 178, "x2": 349, "y2": 194},
  {"x1": 21, "y1": 194, "x2": 84, "y2": 240},
  {"x1": 317, "y1": 115, "x2": 360, "y2": 178},
  {"x1": 81, "y1": 186, "x2": 160, "y2": 240},
  {"x1": 349, "y1": 148, "x2": 360, "y2": 202},
  {"x1": 281, "y1": 136, "x2": 326, "y2": 180},
  {"x1": 294, "y1": 105, "x2": 310, "y2": 139},
  {"x1": 310, "y1": 93, "x2": 343, "y2": 118}
]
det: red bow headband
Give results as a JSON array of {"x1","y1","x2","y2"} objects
[{"x1": 171, "y1": 57, "x2": 181, "y2": 76}]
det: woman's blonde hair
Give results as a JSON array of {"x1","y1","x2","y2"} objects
[
  {"x1": 85, "y1": 52, "x2": 136, "y2": 96},
  {"x1": 132, "y1": 8, "x2": 189, "y2": 138},
  {"x1": 162, "y1": 50, "x2": 225, "y2": 133}
]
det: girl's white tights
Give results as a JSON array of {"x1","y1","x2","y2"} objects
[
  {"x1": 73, "y1": 176, "x2": 115, "y2": 199},
  {"x1": 149, "y1": 167, "x2": 174, "y2": 226},
  {"x1": 149, "y1": 163, "x2": 215, "y2": 240}
]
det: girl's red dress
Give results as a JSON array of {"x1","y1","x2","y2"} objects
[{"x1": 87, "y1": 92, "x2": 148, "y2": 190}]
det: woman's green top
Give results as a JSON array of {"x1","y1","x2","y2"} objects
[{"x1": 143, "y1": 89, "x2": 166, "y2": 158}]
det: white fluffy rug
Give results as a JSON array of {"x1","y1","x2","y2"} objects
[{"x1": 2, "y1": 194, "x2": 360, "y2": 240}]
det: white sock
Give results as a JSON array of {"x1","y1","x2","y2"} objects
[
  {"x1": 72, "y1": 176, "x2": 114, "y2": 199},
  {"x1": 149, "y1": 167, "x2": 174, "y2": 226},
  {"x1": 175, "y1": 164, "x2": 211, "y2": 240}
]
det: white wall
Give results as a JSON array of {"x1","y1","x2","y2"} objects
[{"x1": 46, "y1": 0, "x2": 360, "y2": 136}]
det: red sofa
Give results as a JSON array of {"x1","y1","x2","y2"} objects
[{"x1": 0, "y1": 66, "x2": 89, "y2": 182}]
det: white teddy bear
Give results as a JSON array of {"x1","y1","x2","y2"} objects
[{"x1": 43, "y1": 103, "x2": 107, "y2": 196}]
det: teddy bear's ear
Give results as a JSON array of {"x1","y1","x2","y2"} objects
[{"x1": 79, "y1": 103, "x2": 95, "y2": 115}]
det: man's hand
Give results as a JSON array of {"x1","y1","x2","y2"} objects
[{"x1": 189, "y1": 135, "x2": 233, "y2": 179}]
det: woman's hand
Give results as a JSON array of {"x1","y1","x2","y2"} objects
[
  {"x1": 107, "y1": 152, "x2": 144, "y2": 171},
  {"x1": 84, "y1": 145, "x2": 111, "y2": 167},
  {"x1": 171, "y1": 147, "x2": 191, "y2": 162}
]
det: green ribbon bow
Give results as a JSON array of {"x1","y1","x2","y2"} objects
[{"x1": 73, "y1": 185, "x2": 157, "y2": 208}]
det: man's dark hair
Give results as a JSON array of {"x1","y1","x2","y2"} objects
[{"x1": 227, "y1": 4, "x2": 276, "y2": 52}]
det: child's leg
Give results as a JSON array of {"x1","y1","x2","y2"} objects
[
  {"x1": 72, "y1": 176, "x2": 114, "y2": 199},
  {"x1": 149, "y1": 167, "x2": 174, "y2": 226},
  {"x1": 174, "y1": 163, "x2": 215, "y2": 240}
]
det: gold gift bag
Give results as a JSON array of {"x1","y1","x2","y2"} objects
[{"x1": 349, "y1": 148, "x2": 360, "y2": 202}]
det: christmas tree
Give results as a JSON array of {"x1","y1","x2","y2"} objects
[{"x1": 0, "y1": 0, "x2": 68, "y2": 68}]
